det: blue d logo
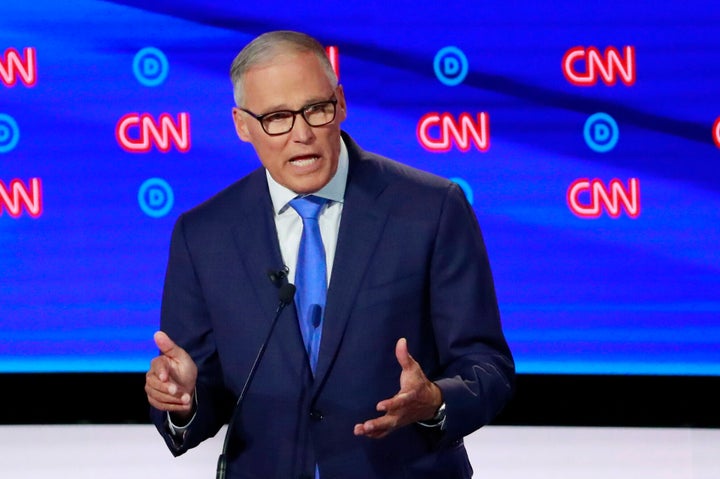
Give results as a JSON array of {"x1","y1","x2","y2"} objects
[
  {"x1": 434, "y1": 47, "x2": 469, "y2": 87},
  {"x1": 584, "y1": 113, "x2": 619, "y2": 153},
  {"x1": 138, "y1": 178, "x2": 174, "y2": 218},
  {"x1": 0, "y1": 114, "x2": 20, "y2": 153},
  {"x1": 133, "y1": 47, "x2": 169, "y2": 87}
]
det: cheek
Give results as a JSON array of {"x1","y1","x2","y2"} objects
[{"x1": 253, "y1": 141, "x2": 287, "y2": 171}]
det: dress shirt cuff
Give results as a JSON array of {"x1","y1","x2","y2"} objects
[{"x1": 166, "y1": 388, "x2": 198, "y2": 437}]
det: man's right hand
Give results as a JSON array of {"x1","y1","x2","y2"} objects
[{"x1": 145, "y1": 331, "x2": 198, "y2": 421}]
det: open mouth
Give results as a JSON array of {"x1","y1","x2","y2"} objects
[{"x1": 289, "y1": 155, "x2": 320, "y2": 167}]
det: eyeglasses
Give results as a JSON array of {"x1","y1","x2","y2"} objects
[{"x1": 240, "y1": 97, "x2": 338, "y2": 136}]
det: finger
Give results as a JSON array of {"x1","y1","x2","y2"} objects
[
  {"x1": 355, "y1": 424, "x2": 390, "y2": 439},
  {"x1": 146, "y1": 362, "x2": 195, "y2": 401},
  {"x1": 147, "y1": 394, "x2": 195, "y2": 413},
  {"x1": 146, "y1": 388, "x2": 188, "y2": 407},
  {"x1": 367, "y1": 415, "x2": 399, "y2": 433},
  {"x1": 354, "y1": 416, "x2": 399, "y2": 438},
  {"x1": 145, "y1": 385, "x2": 192, "y2": 410},
  {"x1": 145, "y1": 372, "x2": 193, "y2": 403},
  {"x1": 355, "y1": 426, "x2": 388, "y2": 439},
  {"x1": 395, "y1": 337, "x2": 416, "y2": 371},
  {"x1": 354, "y1": 423, "x2": 380, "y2": 437},
  {"x1": 376, "y1": 391, "x2": 415, "y2": 412},
  {"x1": 154, "y1": 331, "x2": 187, "y2": 361},
  {"x1": 145, "y1": 370, "x2": 185, "y2": 398},
  {"x1": 149, "y1": 355, "x2": 171, "y2": 382}
]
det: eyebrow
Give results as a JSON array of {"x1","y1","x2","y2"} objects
[{"x1": 257, "y1": 94, "x2": 334, "y2": 115}]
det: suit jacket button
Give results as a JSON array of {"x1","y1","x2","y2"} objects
[{"x1": 309, "y1": 409, "x2": 323, "y2": 421}]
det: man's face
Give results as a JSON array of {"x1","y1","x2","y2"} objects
[{"x1": 232, "y1": 50, "x2": 347, "y2": 194}]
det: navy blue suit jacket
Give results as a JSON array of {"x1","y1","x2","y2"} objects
[{"x1": 151, "y1": 132, "x2": 515, "y2": 479}]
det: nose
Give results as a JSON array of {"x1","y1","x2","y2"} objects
[{"x1": 290, "y1": 113, "x2": 315, "y2": 144}]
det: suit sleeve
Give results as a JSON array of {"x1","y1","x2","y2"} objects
[
  {"x1": 428, "y1": 183, "x2": 515, "y2": 443},
  {"x1": 150, "y1": 214, "x2": 235, "y2": 456}
]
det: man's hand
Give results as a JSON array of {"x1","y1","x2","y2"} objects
[
  {"x1": 353, "y1": 337, "x2": 443, "y2": 439},
  {"x1": 145, "y1": 331, "x2": 198, "y2": 422}
]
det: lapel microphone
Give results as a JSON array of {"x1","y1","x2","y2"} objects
[
  {"x1": 267, "y1": 266, "x2": 289, "y2": 288},
  {"x1": 216, "y1": 277, "x2": 296, "y2": 479}
]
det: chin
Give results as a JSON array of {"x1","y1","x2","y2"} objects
[
  {"x1": 292, "y1": 184, "x2": 323, "y2": 195},
  {"x1": 289, "y1": 175, "x2": 332, "y2": 195}
]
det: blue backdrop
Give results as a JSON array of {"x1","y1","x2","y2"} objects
[{"x1": 2, "y1": 0, "x2": 719, "y2": 374}]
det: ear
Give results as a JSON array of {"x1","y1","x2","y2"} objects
[
  {"x1": 335, "y1": 84, "x2": 347, "y2": 123},
  {"x1": 232, "y1": 107, "x2": 252, "y2": 142}
]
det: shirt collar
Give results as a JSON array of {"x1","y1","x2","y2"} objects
[{"x1": 266, "y1": 136, "x2": 349, "y2": 215}]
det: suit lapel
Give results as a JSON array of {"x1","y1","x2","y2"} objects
[
  {"x1": 312, "y1": 136, "x2": 390, "y2": 395},
  {"x1": 230, "y1": 171, "x2": 307, "y2": 381}
]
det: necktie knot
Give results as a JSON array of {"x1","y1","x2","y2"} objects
[{"x1": 289, "y1": 195, "x2": 327, "y2": 220}]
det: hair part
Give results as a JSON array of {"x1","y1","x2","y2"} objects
[{"x1": 230, "y1": 30, "x2": 338, "y2": 107}]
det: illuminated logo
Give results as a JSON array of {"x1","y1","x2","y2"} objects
[
  {"x1": 116, "y1": 112, "x2": 191, "y2": 153},
  {"x1": 0, "y1": 178, "x2": 42, "y2": 218},
  {"x1": 449, "y1": 177, "x2": 474, "y2": 205},
  {"x1": 1, "y1": 47, "x2": 37, "y2": 87},
  {"x1": 325, "y1": 46, "x2": 339, "y2": 80},
  {"x1": 584, "y1": 113, "x2": 619, "y2": 153},
  {"x1": 714, "y1": 117, "x2": 720, "y2": 149},
  {"x1": 567, "y1": 178, "x2": 640, "y2": 219},
  {"x1": 434, "y1": 46, "x2": 468, "y2": 86},
  {"x1": 133, "y1": 47, "x2": 169, "y2": 87},
  {"x1": 417, "y1": 112, "x2": 489, "y2": 152},
  {"x1": 0, "y1": 113, "x2": 20, "y2": 153},
  {"x1": 138, "y1": 178, "x2": 174, "y2": 218},
  {"x1": 562, "y1": 46, "x2": 636, "y2": 86}
]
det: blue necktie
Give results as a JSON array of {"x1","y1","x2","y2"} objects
[{"x1": 289, "y1": 195, "x2": 328, "y2": 375}]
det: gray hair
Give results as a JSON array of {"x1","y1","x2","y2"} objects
[{"x1": 230, "y1": 30, "x2": 338, "y2": 107}]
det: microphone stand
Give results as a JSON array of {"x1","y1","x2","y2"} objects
[{"x1": 216, "y1": 283, "x2": 296, "y2": 479}]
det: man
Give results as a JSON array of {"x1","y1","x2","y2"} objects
[{"x1": 145, "y1": 30, "x2": 514, "y2": 479}]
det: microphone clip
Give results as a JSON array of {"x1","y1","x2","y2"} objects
[{"x1": 267, "y1": 266, "x2": 289, "y2": 288}]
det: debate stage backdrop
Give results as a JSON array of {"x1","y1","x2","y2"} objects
[{"x1": 2, "y1": 1, "x2": 719, "y2": 380}]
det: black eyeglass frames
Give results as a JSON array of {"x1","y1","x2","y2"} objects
[{"x1": 240, "y1": 97, "x2": 338, "y2": 136}]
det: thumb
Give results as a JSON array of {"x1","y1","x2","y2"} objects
[
  {"x1": 395, "y1": 337, "x2": 415, "y2": 370},
  {"x1": 154, "y1": 331, "x2": 183, "y2": 359}
]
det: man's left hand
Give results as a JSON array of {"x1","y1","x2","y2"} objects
[{"x1": 353, "y1": 337, "x2": 443, "y2": 439}]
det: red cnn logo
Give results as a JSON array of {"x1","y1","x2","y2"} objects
[
  {"x1": 116, "y1": 112, "x2": 191, "y2": 153},
  {"x1": 1, "y1": 47, "x2": 37, "y2": 87},
  {"x1": 417, "y1": 112, "x2": 490, "y2": 152},
  {"x1": 562, "y1": 46, "x2": 636, "y2": 86},
  {"x1": 567, "y1": 178, "x2": 640, "y2": 219},
  {"x1": 325, "y1": 46, "x2": 339, "y2": 80},
  {"x1": 0, "y1": 178, "x2": 43, "y2": 218},
  {"x1": 713, "y1": 117, "x2": 720, "y2": 149}
]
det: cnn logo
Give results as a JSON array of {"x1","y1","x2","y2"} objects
[
  {"x1": 562, "y1": 46, "x2": 636, "y2": 86},
  {"x1": 1, "y1": 47, "x2": 37, "y2": 87},
  {"x1": 567, "y1": 178, "x2": 640, "y2": 219},
  {"x1": 0, "y1": 178, "x2": 42, "y2": 218},
  {"x1": 417, "y1": 112, "x2": 489, "y2": 153},
  {"x1": 116, "y1": 113, "x2": 191, "y2": 153}
]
